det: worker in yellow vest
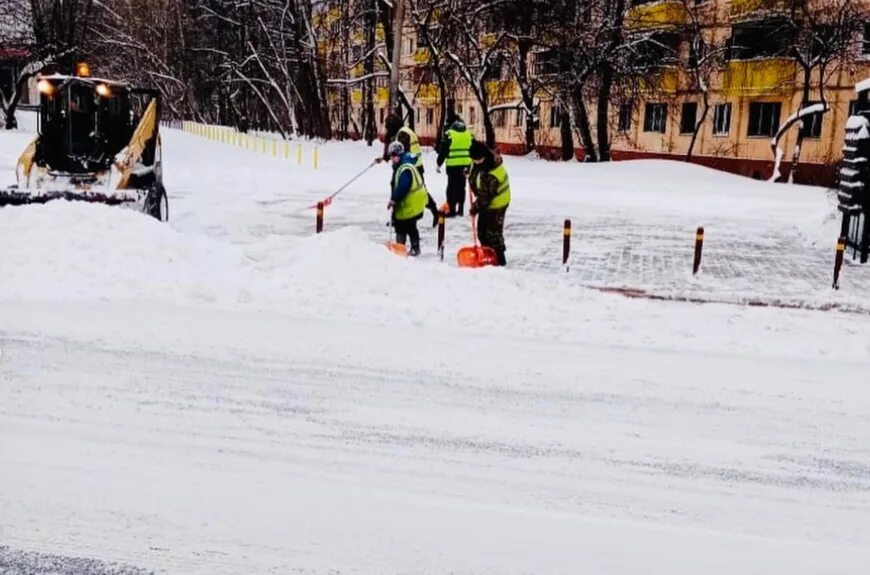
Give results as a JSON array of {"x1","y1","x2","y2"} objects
[
  {"x1": 387, "y1": 141, "x2": 428, "y2": 256},
  {"x1": 468, "y1": 140, "x2": 511, "y2": 266},
  {"x1": 380, "y1": 113, "x2": 440, "y2": 227},
  {"x1": 436, "y1": 117, "x2": 474, "y2": 217}
]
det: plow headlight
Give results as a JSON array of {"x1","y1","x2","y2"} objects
[
  {"x1": 96, "y1": 84, "x2": 112, "y2": 97},
  {"x1": 37, "y1": 79, "x2": 55, "y2": 96},
  {"x1": 76, "y1": 62, "x2": 91, "y2": 77}
]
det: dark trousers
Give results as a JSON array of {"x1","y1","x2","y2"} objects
[
  {"x1": 477, "y1": 206, "x2": 508, "y2": 266},
  {"x1": 417, "y1": 166, "x2": 440, "y2": 217},
  {"x1": 445, "y1": 167, "x2": 467, "y2": 216},
  {"x1": 394, "y1": 215, "x2": 422, "y2": 249}
]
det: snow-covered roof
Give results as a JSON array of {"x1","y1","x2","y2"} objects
[{"x1": 38, "y1": 74, "x2": 131, "y2": 88}]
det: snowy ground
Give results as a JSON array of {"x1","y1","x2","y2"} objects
[{"x1": 2, "y1": 116, "x2": 870, "y2": 574}]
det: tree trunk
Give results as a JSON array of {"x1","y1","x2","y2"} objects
[
  {"x1": 596, "y1": 64, "x2": 613, "y2": 162},
  {"x1": 483, "y1": 111, "x2": 496, "y2": 149},
  {"x1": 364, "y1": 0, "x2": 378, "y2": 144},
  {"x1": 685, "y1": 90, "x2": 710, "y2": 162},
  {"x1": 572, "y1": 85, "x2": 596, "y2": 161},
  {"x1": 789, "y1": 69, "x2": 813, "y2": 184},
  {"x1": 559, "y1": 98, "x2": 574, "y2": 161},
  {"x1": 4, "y1": 72, "x2": 32, "y2": 130},
  {"x1": 388, "y1": 0, "x2": 405, "y2": 114},
  {"x1": 434, "y1": 71, "x2": 448, "y2": 149},
  {"x1": 517, "y1": 42, "x2": 535, "y2": 153}
]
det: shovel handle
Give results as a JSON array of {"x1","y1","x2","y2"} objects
[{"x1": 468, "y1": 184, "x2": 478, "y2": 247}]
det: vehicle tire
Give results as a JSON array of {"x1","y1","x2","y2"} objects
[{"x1": 144, "y1": 184, "x2": 169, "y2": 222}]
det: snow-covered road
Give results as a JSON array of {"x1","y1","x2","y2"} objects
[
  {"x1": 2, "y1": 118, "x2": 870, "y2": 573},
  {"x1": 3, "y1": 303, "x2": 870, "y2": 574}
]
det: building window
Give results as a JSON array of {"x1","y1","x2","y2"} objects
[
  {"x1": 484, "y1": 59, "x2": 503, "y2": 81},
  {"x1": 550, "y1": 103, "x2": 562, "y2": 128},
  {"x1": 797, "y1": 102, "x2": 823, "y2": 138},
  {"x1": 712, "y1": 103, "x2": 731, "y2": 135},
  {"x1": 534, "y1": 50, "x2": 560, "y2": 76},
  {"x1": 493, "y1": 110, "x2": 506, "y2": 128},
  {"x1": 515, "y1": 109, "x2": 523, "y2": 127},
  {"x1": 379, "y1": 108, "x2": 385, "y2": 126},
  {"x1": 469, "y1": 106, "x2": 476, "y2": 125},
  {"x1": 643, "y1": 103, "x2": 667, "y2": 133},
  {"x1": 747, "y1": 102, "x2": 781, "y2": 137},
  {"x1": 618, "y1": 103, "x2": 632, "y2": 133},
  {"x1": 680, "y1": 102, "x2": 698, "y2": 134},
  {"x1": 864, "y1": 22, "x2": 870, "y2": 55},
  {"x1": 426, "y1": 108, "x2": 434, "y2": 126},
  {"x1": 728, "y1": 21, "x2": 792, "y2": 60}
]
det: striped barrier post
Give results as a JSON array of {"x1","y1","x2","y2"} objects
[{"x1": 693, "y1": 226, "x2": 705, "y2": 275}]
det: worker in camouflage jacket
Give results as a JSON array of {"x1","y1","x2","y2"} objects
[{"x1": 468, "y1": 140, "x2": 510, "y2": 266}]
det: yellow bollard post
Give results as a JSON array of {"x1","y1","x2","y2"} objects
[
  {"x1": 297, "y1": 143, "x2": 303, "y2": 165},
  {"x1": 313, "y1": 146, "x2": 319, "y2": 170},
  {"x1": 284, "y1": 141, "x2": 290, "y2": 160},
  {"x1": 272, "y1": 140, "x2": 277, "y2": 157}
]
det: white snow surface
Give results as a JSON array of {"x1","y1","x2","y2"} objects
[{"x1": 2, "y1": 117, "x2": 870, "y2": 574}]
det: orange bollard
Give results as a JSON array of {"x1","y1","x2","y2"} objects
[
  {"x1": 316, "y1": 201, "x2": 324, "y2": 234},
  {"x1": 833, "y1": 236, "x2": 846, "y2": 289},
  {"x1": 438, "y1": 210, "x2": 446, "y2": 261},
  {"x1": 693, "y1": 226, "x2": 704, "y2": 275},
  {"x1": 563, "y1": 219, "x2": 572, "y2": 269}
]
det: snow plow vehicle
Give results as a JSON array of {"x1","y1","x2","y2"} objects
[{"x1": 1, "y1": 65, "x2": 168, "y2": 221}]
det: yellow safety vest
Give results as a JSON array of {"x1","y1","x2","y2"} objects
[
  {"x1": 446, "y1": 129, "x2": 472, "y2": 167},
  {"x1": 393, "y1": 164, "x2": 428, "y2": 220},
  {"x1": 476, "y1": 164, "x2": 511, "y2": 210}
]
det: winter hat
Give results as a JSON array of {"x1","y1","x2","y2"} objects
[
  {"x1": 469, "y1": 140, "x2": 491, "y2": 161},
  {"x1": 388, "y1": 141, "x2": 405, "y2": 157},
  {"x1": 385, "y1": 113, "x2": 403, "y2": 132}
]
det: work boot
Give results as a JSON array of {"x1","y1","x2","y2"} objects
[
  {"x1": 457, "y1": 204, "x2": 464, "y2": 217},
  {"x1": 396, "y1": 232, "x2": 407, "y2": 245},
  {"x1": 409, "y1": 244, "x2": 420, "y2": 257},
  {"x1": 496, "y1": 250, "x2": 506, "y2": 267}
]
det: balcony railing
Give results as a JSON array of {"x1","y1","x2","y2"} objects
[
  {"x1": 625, "y1": 0, "x2": 688, "y2": 30},
  {"x1": 730, "y1": 0, "x2": 790, "y2": 21},
  {"x1": 417, "y1": 83, "x2": 440, "y2": 103},
  {"x1": 485, "y1": 80, "x2": 519, "y2": 104},
  {"x1": 639, "y1": 67, "x2": 682, "y2": 93},
  {"x1": 413, "y1": 48, "x2": 430, "y2": 65},
  {"x1": 721, "y1": 58, "x2": 796, "y2": 97}
]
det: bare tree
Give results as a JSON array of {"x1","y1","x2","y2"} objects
[
  {"x1": 0, "y1": 0, "x2": 93, "y2": 129},
  {"x1": 443, "y1": 0, "x2": 509, "y2": 147},
  {"x1": 783, "y1": 0, "x2": 863, "y2": 182},
  {"x1": 408, "y1": 0, "x2": 458, "y2": 147},
  {"x1": 681, "y1": 0, "x2": 729, "y2": 162}
]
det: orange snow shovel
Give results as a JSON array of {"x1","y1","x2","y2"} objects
[
  {"x1": 385, "y1": 218, "x2": 408, "y2": 257},
  {"x1": 457, "y1": 189, "x2": 498, "y2": 268}
]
